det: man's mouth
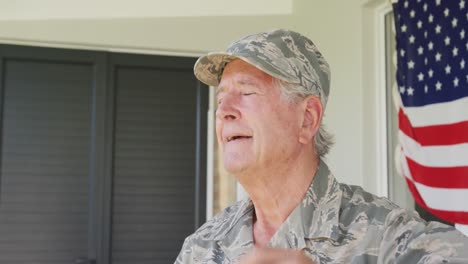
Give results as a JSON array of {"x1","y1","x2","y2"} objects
[{"x1": 227, "y1": 135, "x2": 252, "y2": 142}]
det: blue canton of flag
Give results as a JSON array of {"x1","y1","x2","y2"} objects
[{"x1": 394, "y1": 0, "x2": 468, "y2": 107}]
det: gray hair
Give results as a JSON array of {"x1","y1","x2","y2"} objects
[{"x1": 273, "y1": 78, "x2": 334, "y2": 157}]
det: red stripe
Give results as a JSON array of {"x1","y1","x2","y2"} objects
[
  {"x1": 406, "y1": 157, "x2": 468, "y2": 188},
  {"x1": 398, "y1": 108, "x2": 468, "y2": 146},
  {"x1": 405, "y1": 178, "x2": 468, "y2": 224}
]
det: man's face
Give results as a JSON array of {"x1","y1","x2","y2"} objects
[{"x1": 216, "y1": 59, "x2": 303, "y2": 176}]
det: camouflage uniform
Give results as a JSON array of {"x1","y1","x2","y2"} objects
[
  {"x1": 176, "y1": 29, "x2": 468, "y2": 263},
  {"x1": 175, "y1": 160, "x2": 468, "y2": 263}
]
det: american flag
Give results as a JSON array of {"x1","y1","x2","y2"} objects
[{"x1": 393, "y1": 0, "x2": 468, "y2": 224}]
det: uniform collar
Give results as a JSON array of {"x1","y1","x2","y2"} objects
[
  {"x1": 210, "y1": 160, "x2": 342, "y2": 258},
  {"x1": 267, "y1": 159, "x2": 342, "y2": 249}
]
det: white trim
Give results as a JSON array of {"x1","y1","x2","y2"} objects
[
  {"x1": 0, "y1": 37, "x2": 206, "y2": 57},
  {"x1": 375, "y1": 3, "x2": 393, "y2": 198},
  {"x1": 362, "y1": 0, "x2": 392, "y2": 198},
  {"x1": 206, "y1": 88, "x2": 215, "y2": 220}
]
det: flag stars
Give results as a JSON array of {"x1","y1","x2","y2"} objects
[
  {"x1": 428, "y1": 42, "x2": 434, "y2": 50},
  {"x1": 401, "y1": 24, "x2": 407, "y2": 32},
  {"x1": 452, "y1": 18, "x2": 458, "y2": 27},
  {"x1": 461, "y1": 0, "x2": 466, "y2": 9},
  {"x1": 418, "y1": 46, "x2": 424, "y2": 55},
  {"x1": 454, "y1": 77, "x2": 460, "y2": 87},
  {"x1": 404, "y1": 0, "x2": 409, "y2": 8},
  {"x1": 417, "y1": 20, "x2": 423, "y2": 28},
  {"x1": 445, "y1": 64, "x2": 452, "y2": 74},
  {"x1": 423, "y1": 3, "x2": 428, "y2": 11},
  {"x1": 399, "y1": 86, "x2": 406, "y2": 94},
  {"x1": 453, "y1": 47, "x2": 459, "y2": 56},
  {"x1": 444, "y1": 8, "x2": 450, "y2": 17},
  {"x1": 424, "y1": 85, "x2": 428, "y2": 93},
  {"x1": 424, "y1": 31, "x2": 428, "y2": 38},
  {"x1": 435, "y1": 24, "x2": 441, "y2": 33},
  {"x1": 461, "y1": 59, "x2": 466, "y2": 69},
  {"x1": 436, "y1": 81, "x2": 442, "y2": 91},
  {"x1": 408, "y1": 60, "x2": 415, "y2": 69},
  {"x1": 436, "y1": 0, "x2": 441, "y2": 6},
  {"x1": 410, "y1": 10, "x2": 416, "y2": 18},
  {"x1": 445, "y1": 36, "x2": 451, "y2": 46},
  {"x1": 418, "y1": 72, "x2": 424, "y2": 81},
  {"x1": 425, "y1": 58, "x2": 428, "y2": 65},
  {"x1": 428, "y1": 69, "x2": 434, "y2": 78},
  {"x1": 400, "y1": 49, "x2": 406, "y2": 57},
  {"x1": 407, "y1": 87, "x2": 414, "y2": 96},
  {"x1": 409, "y1": 35, "x2": 416, "y2": 44},
  {"x1": 460, "y1": 30, "x2": 465, "y2": 39},
  {"x1": 429, "y1": 14, "x2": 434, "y2": 23},
  {"x1": 435, "y1": 53, "x2": 442, "y2": 61}
]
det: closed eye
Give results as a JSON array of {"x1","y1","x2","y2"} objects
[{"x1": 243, "y1": 92, "x2": 256, "y2": 96}]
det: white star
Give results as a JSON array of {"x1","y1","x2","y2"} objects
[
  {"x1": 407, "y1": 87, "x2": 414, "y2": 96},
  {"x1": 425, "y1": 58, "x2": 428, "y2": 65},
  {"x1": 453, "y1": 47, "x2": 459, "y2": 56},
  {"x1": 461, "y1": 0, "x2": 466, "y2": 9},
  {"x1": 461, "y1": 59, "x2": 466, "y2": 69},
  {"x1": 454, "y1": 77, "x2": 460, "y2": 87},
  {"x1": 399, "y1": 86, "x2": 406, "y2": 94},
  {"x1": 400, "y1": 49, "x2": 406, "y2": 57},
  {"x1": 409, "y1": 35, "x2": 416, "y2": 44},
  {"x1": 429, "y1": 14, "x2": 434, "y2": 23},
  {"x1": 424, "y1": 31, "x2": 428, "y2": 38},
  {"x1": 418, "y1": 46, "x2": 424, "y2": 55},
  {"x1": 408, "y1": 60, "x2": 415, "y2": 69},
  {"x1": 445, "y1": 64, "x2": 452, "y2": 74},
  {"x1": 444, "y1": 8, "x2": 450, "y2": 17},
  {"x1": 428, "y1": 69, "x2": 434, "y2": 77},
  {"x1": 436, "y1": 81, "x2": 442, "y2": 90},
  {"x1": 435, "y1": 24, "x2": 441, "y2": 33},
  {"x1": 428, "y1": 42, "x2": 434, "y2": 50},
  {"x1": 424, "y1": 85, "x2": 429, "y2": 93},
  {"x1": 401, "y1": 24, "x2": 407, "y2": 33},
  {"x1": 452, "y1": 18, "x2": 458, "y2": 27},
  {"x1": 445, "y1": 36, "x2": 451, "y2": 45},
  {"x1": 404, "y1": 0, "x2": 409, "y2": 8},
  {"x1": 418, "y1": 72, "x2": 424, "y2": 81},
  {"x1": 435, "y1": 53, "x2": 442, "y2": 61},
  {"x1": 423, "y1": 3, "x2": 428, "y2": 11},
  {"x1": 417, "y1": 20, "x2": 423, "y2": 28},
  {"x1": 410, "y1": 10, "x2": 416, "y2": 18},
  {"x1": 436, "y1": 0, "x2": 441, "y2": 6},
  {"x1": 460, "y1": 30, "x2": 465, "y2": 39}
]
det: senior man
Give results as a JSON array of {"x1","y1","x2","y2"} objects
[{"x1": 175, "y1": 29, "x2": 468, "y2": 263}]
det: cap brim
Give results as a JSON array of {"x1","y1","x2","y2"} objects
[{"x1": 193, "y1": 52, "x2": 239, "y2": 87}]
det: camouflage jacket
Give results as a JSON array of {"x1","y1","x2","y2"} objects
[{"x1": 175, "y1": 160, "x2": 468, "y2": 263}]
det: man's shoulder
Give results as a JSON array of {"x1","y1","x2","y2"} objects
[
  {"x1": 186, "y1": 198, "x2": 251, "y2": 242},
  {"x1": 338, "y1": 182, "x2": 408, "y2": 226}
]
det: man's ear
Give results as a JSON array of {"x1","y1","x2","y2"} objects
[{"x1": 298, "y1": 96, "x2": 323, "y2": 144}]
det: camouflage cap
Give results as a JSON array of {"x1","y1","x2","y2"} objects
[{"x1": 193, "y1": 29, "x2": 331, "y2": 106}]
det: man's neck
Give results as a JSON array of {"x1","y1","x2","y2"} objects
[{"x1": 240, "y1": 155, "x2": 319, "y2": 246}]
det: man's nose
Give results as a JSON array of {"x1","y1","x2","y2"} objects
[{"x1": 215, "y1": 94, "x2": 240, "y2": 121}]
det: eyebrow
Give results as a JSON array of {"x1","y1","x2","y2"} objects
[{"x1": 216, "y1": 78, "x2": 259, "y2": 97}]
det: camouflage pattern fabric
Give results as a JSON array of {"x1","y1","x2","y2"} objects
[
  {"x1": 193, "y1": 29, "x2": 331, "y2": 108},
  {"x1": 175, "y1": 160, "x2": 468, "y2": 263}
]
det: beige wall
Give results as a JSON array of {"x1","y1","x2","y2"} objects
[{"x1": 0, "y1": 0, "x2": 389, "y2": 195}]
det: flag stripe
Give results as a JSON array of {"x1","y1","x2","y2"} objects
[
  {"x1": 399, "y1": 131, "x2": 468, "y2": 167},
  {"x1": 402, "y1": 96, "x2": 468, "y2": 127},
  {"x1": 406, "y1": 157, "x2": 468, "y2": 188},
  {"x1": 399, "y1": 108, "x2": 468, "y2": 146},
  {"x1": 405, "y1": 178, "x2": 468, "y2": 225}
]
